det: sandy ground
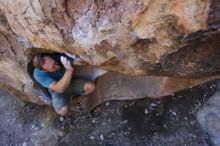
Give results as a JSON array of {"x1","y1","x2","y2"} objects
[{"x1": 0, "y1": 80, "x2": 217, "y2": 146}]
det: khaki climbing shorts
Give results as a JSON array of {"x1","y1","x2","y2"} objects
[{"x1": 48, "y1": 78, "x2": 88, "y2": 112}]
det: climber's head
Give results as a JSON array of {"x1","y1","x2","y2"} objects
[{"x1": 32, "y1": 53, "x2": 60, "y2": 72}]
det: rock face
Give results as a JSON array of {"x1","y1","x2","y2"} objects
[
  {"x1": 85, "y1": 72, "x2": 217, "y2": 110},
  {"x1": 30, "y1": 129, "x2": 64, "y2": 146},
  {"x1": 0, "y1": 0, "x2": 219, "y2": 107},
  {"x1": 197, "y1": 80, "x2": 220, "y2": 145}
]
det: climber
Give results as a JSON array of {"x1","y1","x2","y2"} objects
[{"x1": 32, "y1": 52, "x2": 95, "y2": 116}]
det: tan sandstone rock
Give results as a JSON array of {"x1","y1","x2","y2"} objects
[{"x1": 0, "y1": 0, "x2": 219, "y2": 108}]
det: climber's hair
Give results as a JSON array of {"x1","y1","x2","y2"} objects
[{"x1": 32, "y1": 53, "x2": 48, "y2": 70}]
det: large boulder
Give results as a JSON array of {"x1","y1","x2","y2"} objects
[{"x1": 0, "y1": 0, "x2": 219, "y2": 108}]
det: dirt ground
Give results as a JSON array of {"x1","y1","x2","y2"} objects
[{"x1": 0, "y1": 80, "x2": 218, "y2": 146}]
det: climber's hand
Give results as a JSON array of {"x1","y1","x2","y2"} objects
[
  {"x1": 61, "y1": 56, "x2": 73, "y2": 71},
  {"x1": 65, "y1": 52, "x2": 76, "y2": 59}
]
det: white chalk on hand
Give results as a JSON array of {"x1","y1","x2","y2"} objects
[
  {"x1": 65, "y1": 52, "x2": 76, "y2": 59},
  {"x1": 61, "y1": 56, "x2": 70, "y2": 69}
]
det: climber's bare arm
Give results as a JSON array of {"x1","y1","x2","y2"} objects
[
  {"x1": 49, "y1": 69, "x2": 73, "y2": 93},
  {"x1": 49, "y1": 57, "x2": 73, "y2": 93}
]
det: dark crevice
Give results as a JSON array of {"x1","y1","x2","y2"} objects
[
  {"x1": 27, "y1": 61, "x2": 52, "y2": 104},
  {"x1": 22, "y1": 5, "x2": 31, "y2": 15},
  {"x1": 208, "y1": 0, "x2": 220, "y2": 26},
  {"x1": 27, "y1": 50, "x2": 107, "y2": 104},
  {"x1": 0, "y1": 50, "x2": 7, "y2": 54},
  {"x1": 37, "y1": 0, "x2": 47, "y2": 19}
]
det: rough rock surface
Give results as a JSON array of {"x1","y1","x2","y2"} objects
[
  {"x1": 0, "y1": 0, "x2": 219, "y2": 76},
  {"x1": 85, "y1": 71, "x2": 218, "y2": 110},
  {"x1": 30, "y1": 129, "x2": 64, "y2": 146},
  {"x1": 0, "y1": 0, "x2": 219, "y2": 106},
  {"x1": 0, "y1": 80, "x2": 217, "y2": 146},
  {"x1": 197, "y1": 80, "x2": 220, "y2": 145}
]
